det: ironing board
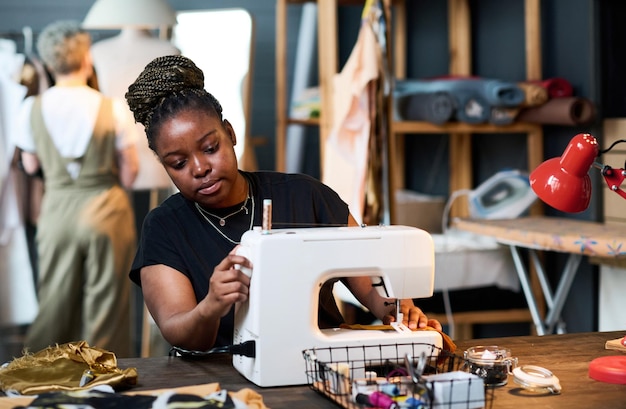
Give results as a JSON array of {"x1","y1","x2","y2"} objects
[{"x1": 453, "y1": 216, "x2": 626, "y2": 335}]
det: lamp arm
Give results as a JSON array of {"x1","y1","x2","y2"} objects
[{"x1": 600, "y1": 163, "x2": 626, "y2": 200}]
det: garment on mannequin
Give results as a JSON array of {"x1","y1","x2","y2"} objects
[{"x1": 91, "y1": 28, "x2": 180, "y2": 190}]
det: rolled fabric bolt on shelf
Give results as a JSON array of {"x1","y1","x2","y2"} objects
[
  {"x1": 530, "y1": 77, "x2": 574, "y2": 98},
  {"x1": 490, "y1": 106, "x2": 520, "y2": 125},
  {"x1": 427, "y1": 76, "x2": 525, "y2": 107},
  {"x1": 480, "y1": 79, "x2": 526, "y2": 107},
  {"x1": 394, "y1": 77, "x2": 525, "y2": 124},
  {"x1": 394, "y1": 80, "x2": 456, "y2": 124},
  {"x1": 517, "y1": 97, "x2": 596, "y2": 126},
  {"x1": 516, "y1": 82, "x2": 549, "y2": 107},
  {"x1": 454, "y1": 91, "x2": 490, "y2": 124},
  {"x1": 395, "y1": 77, "x2": 525, "y2": 106},
  {"x1": 398, "y1": 91, "x2": 456, "y2": 124}
]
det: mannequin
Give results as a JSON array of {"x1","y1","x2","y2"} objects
[
  {"x1": 91, "y1": 28, "x2": 180, "y2": 190},
  {"x1": 91, "y1": 27, "x2": 180, "y2": 357}
]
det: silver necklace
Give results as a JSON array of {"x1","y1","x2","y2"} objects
[
  {"x1": 196, "y1": 195, "x2": 250, "y2": 226},
  {"x1": 195, "y1": 191, "x2": 255, "y2": 245}
]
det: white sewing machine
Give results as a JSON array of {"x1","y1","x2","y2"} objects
[{"x1": 232, "y1": 225, "x2": 442, "y2": 387}]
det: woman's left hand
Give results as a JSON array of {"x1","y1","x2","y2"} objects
[{"x1": 383, "y1": 299, "x2": 442, "y2": 332}]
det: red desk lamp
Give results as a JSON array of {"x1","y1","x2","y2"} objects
[{"x1": 529, "y1": 133, "x2": 626, "y2": 213}]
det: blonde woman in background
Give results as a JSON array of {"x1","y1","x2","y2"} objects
[{"x1": 15, "y1": 20, "x2": 139, "y2": 357}]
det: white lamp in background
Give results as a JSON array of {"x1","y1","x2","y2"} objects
[{"x1": 83, "y1": 0, "x2": 177, "y2": 29}]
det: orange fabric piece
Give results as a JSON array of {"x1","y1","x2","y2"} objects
[{"x1": 338, "y1": 323, "x2": 456, "y2": 353}]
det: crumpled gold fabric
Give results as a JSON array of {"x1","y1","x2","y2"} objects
[{"x1": 0, "y1": 341, "x2": 137, "y2": 395}]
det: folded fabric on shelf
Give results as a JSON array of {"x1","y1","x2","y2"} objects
[{"x1": 517, "y1": 96, "x2": 596, "y2": 126}]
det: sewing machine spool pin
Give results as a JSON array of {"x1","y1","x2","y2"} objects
[{"x1": 262, "y1": 199, "x2": 272, "y2": 234}]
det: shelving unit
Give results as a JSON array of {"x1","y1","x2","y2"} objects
[
  {"x1": 275, "y1": 0, "x2": 544, "y2": 219},
  {"x1": 275, "y1": 0, "x2": 546, "y2": 338},
  {"x1": 275, "y1": 0, "x2": 406, "y2": 174}
]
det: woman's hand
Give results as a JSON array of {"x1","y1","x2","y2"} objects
[
  {"x1": 141, "y1": 246, "x2": 253, "y2": 351},
  {"x1": 202, "y1": 246, "x2": 253, "y2": 318},
  {"x1": 383, "y1": 299, "x2": 443, "y2": 332}
]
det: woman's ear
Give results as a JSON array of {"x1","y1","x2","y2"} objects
[{"x1": 223, "y1": 119, "x2": 237, "y2": 146}]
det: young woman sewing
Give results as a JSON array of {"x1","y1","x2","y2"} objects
[{"x1": 125, "y1": 55, "x2": 441, "y2": 351}]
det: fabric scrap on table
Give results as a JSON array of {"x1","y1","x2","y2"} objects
[
  {"x1": 0, "y1": 341, "x2": 137, "y2": 396},
  {"x1": 4, "y1": 383, "x2": 268, "y2": 409}
]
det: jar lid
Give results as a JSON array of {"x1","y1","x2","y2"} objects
[
  {"x1": 512, "y1": 365, "x2": 561, "y2": 394},
  {"x1": 464, "y1": 345, "x2": 512, "y2": 364},
  {"x1": 589, "y1": 356, "x2": 626, "y2": 384}
]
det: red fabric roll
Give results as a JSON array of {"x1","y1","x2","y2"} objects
[{"x1": 530, "y1": 77, "x2": 574, "y2": 98}]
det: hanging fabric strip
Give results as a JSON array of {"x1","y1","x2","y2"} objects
[{"x1": 322, "y1": 0, "x2": 392, "y2": 225}]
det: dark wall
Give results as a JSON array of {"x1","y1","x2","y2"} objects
[
  {"x1": 0, "y1": 0, "x2": 605, "y2": 334},
  {"x1": 599, "y1": 0, "x2": 626, "y2": 118}
]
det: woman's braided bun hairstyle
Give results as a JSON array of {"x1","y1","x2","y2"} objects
[{"x1": 125, "y1": 55, "x2": 223, "y2": 151}]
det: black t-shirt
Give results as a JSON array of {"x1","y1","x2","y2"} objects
[{"x1": 130, "y1": 171, "x2": 350, "y2": 347}]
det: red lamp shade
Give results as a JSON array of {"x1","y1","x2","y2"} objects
[{"x1": 529, "y1": 133, "x2": 599, "y2": 213}]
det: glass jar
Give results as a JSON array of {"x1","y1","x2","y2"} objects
[{"x1": 463, "y1": 345, "x2": 518, "y2": 387}]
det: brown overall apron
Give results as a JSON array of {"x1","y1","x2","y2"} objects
[{"x1": 25, "y1": 96, "x2": 136, "y2": 357}]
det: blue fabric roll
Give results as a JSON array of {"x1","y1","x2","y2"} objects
[
  {"x1": 394, "y1": 90, "x2": 456, "y2": 124},
  {"x1": 453, "y1": 90, "x2": 491, "y2": 124},
  {"x1": 395, "y1": 78, "x2": 525, "y2": 124},
  {"x1": 480, "y1": 79, "x2": 526, "y2": 106},
  {"x1": 400, "y1": 78, "x2": 525, "y2": 107},
  {"x1": 490, "y1": 107, "x2": 520, "y2": 125}
]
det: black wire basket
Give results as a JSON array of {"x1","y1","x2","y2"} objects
[{"x1": 303, "y1": 342, "x2": 494, "y2": 409}]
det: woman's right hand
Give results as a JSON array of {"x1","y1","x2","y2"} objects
[
  {"x1": 203, "y1": 246, "x2": 252, "y2": 318},
  {"x1": 141, "y1": 247, "x2": 252, "y2": 350}
]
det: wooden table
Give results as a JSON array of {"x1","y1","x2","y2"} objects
[
  {"x1": 1, "y1": 331, "x2": 623, "y2": 408},
  {"x1": 453, "y1": 217, "x2": 626, "y2": 335},
  {"x1": 111, "y1": 331, "x2": 625, "y2": 408}
]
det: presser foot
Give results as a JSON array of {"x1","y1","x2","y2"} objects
[
  {"x1": 391, "y1": 301, "x2": 412, "y2": 333},
  {"x1": 390, "y1": 322, "x2": 413, "y2": 333}
]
